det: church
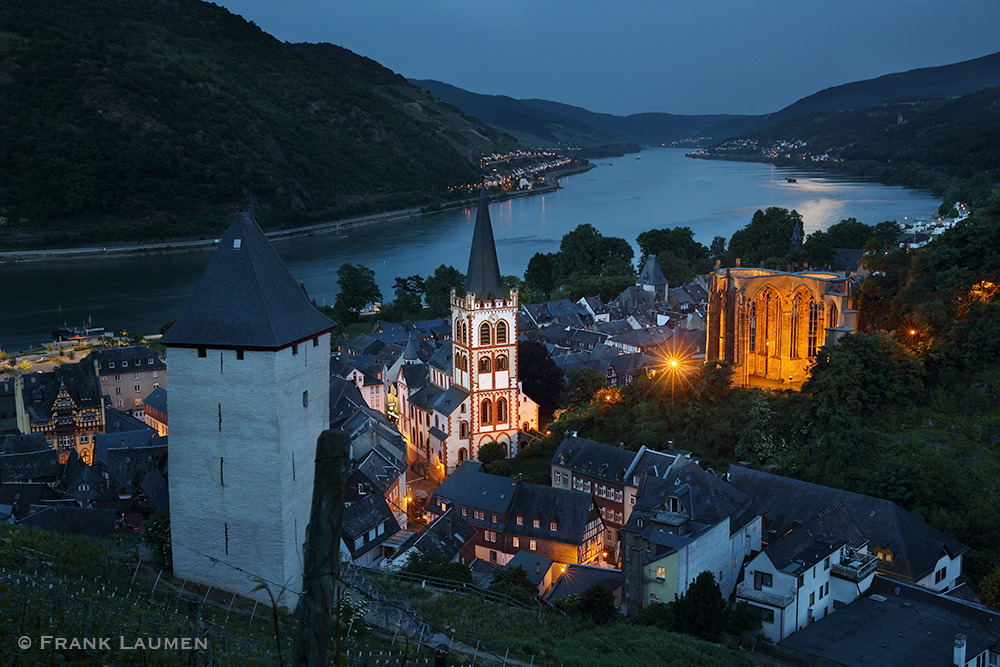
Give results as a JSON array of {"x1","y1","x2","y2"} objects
[
  {"x1": 397, "y1": 187, "x2": 539, "y2": 479},
  {"x1": 705, "y1": 262, "x2": 857, "y2": 388}
]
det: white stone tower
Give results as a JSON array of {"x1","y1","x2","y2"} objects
[
  {"x1": 451, "y1": 187, "x2": 537, "y2": 461},
  {"x1": 161, "y1": 212, "x2": 334, "y2": 604}
]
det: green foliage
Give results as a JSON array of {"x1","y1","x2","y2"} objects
[
  {"x1": 556, "y1": 224, "x2": 634, "y2": 283},
  {"x1": 401, "y1": 551, "x2": 473, "y2": 585},
  {"x1": 423, "y1": 264, "x2": 465, "y2": 317},
  {"x1": 636, "y1": 226, "x2": 712, "y2": 285},
  {"x1": 670, "y1": 571, "x2": 728, "y2": 641},
  {"x1": 334, "y1": 263, "x2": 382, "y2": 322},
  {"x1": 561, "y1": 367, "x2": 607, "y2": 410},
  {"x1": 143, "y1": 509, "x2": 172, "y2": 568},
  {"x1": 518, "y1": 340, "x2": 565, "y2": 418},
  {"x1": 0, "y1": 0, "x2": 480, "y2": 248},
  {"x1": 524, "y1": 252, "x2": 557, "y2": 297},
  {"x1": 725, "y1": 208, "x2": 803, "y2": 267},
  {"x1": 488, "y1": 564, "x2": 537, "y2": 607},
  {"x1": 478, "y1": 441, "x2": 506, "y2": 466}
]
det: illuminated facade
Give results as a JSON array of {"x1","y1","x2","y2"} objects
[{"x1": 705, "y1": 266, "x2": 857, "y2": 387}]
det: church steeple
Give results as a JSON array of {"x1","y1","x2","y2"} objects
[
  {"x1": 790, "y1": 219, "x2": 803, "y2": 252},
  {"x1": 465, "y1": 186, "x2": 505, "y2": 301}
]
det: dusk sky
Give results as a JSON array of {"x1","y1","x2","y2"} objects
[{"x1": 218, "y1": 0, "x2": 999, "y2": 117}]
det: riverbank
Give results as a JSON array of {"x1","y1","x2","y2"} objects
[{"x1": 0, "y1": 165, "x2": 591, "y2": 264}]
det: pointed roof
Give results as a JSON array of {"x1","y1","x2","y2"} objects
[
  {"x1": 637, "y1": 255, "x2": 667, "y2": 286},
  {"x1": 161, "y1": 212, "x2": 334, "y2": 349},
  {"x1": 464, "y1": 187, "x2": 505, "y2": 301},
  {"x1": 403, "y1": 333, "x2": 419, "y2": 362}
]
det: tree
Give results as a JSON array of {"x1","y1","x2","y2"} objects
[
  {"x1": 158, "y1": 318, "x2": 176, "y2": 335},
  {"x1": 424, "y1": 265, "x2": 465, "y2": 317},
  {"x1": 579, "y1": 584, "x2": 619, "y2": 625},
  {"x1": 726, "y1": 208, "x2": 803, "y2": 267},
  {"x1": 561, "y1": 367, "x2": 606, "y2": 409},
  {"x1": 518, "y1": 340, "x2": 565, "y2": 419},
  {"x1": 670, "y1": 571, "x2": 728, "y2": 641},
  {"x1": 555, "y1": 224, "x2": 634, "y2": 287},
  {"x1": 524, "y1": 252, "x2": 557, "y2": 298},
  {"x1": 709, "y1": 235, "x2": 727, "y2": 258},
  {"x1": 402, "y1": 552, "x2": 473, "y2": 584},
  {"x1": 144, "y1": 509, "x2": 172, "y2": 568},
  {"x1": 478, "y1": 441, "x2": 506, "y2": 466},
  {"x1": 488, "y1": 564, "x2": 537, "y2": 606},
  {"x1": 334, "y1": 263, "x2": 381, "y2": 322},
  {"x1": 636, "y1": 226, "x2": 711, "y2": 285}
]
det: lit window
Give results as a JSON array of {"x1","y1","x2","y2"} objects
[
  {"x1": 529, "y1": 540, "x2": 536, "y2": 551},
  {"x1": 516, "y1": 515, "x2": 523, "y2": 525},
  {"x1": 656, "y1": 566, "x2": 666, "y2": 579},
  {"x1": 513, "y1": 537, "x2": 519, "y2": 548},
  {"x1": 533, "y1": 517, "x2": 541, "y2": 528},
  {"x1": 549, "y1": 520, "x2": 557, "y2": 531}
]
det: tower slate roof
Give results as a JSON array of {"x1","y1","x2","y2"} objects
[
  {"x1": 464, "y1": 187, "x2": 506, "y2": 301},
  {"x1": 638, "y1": 255, "x2": 668, "y2": 286},
  {"x1": 161, "y1": 212, "x2": 334, "y2": 349}
]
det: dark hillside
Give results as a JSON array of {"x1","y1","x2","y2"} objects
[{"x1": 0, "y1": 0, "x2": 479, "y2": 247}]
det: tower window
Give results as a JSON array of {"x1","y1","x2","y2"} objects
[
  {"x1": 198, "y1": 348, "x2": 206, "y2": 358},
  {"x1": 313, "y1": 337, "x2": 319, "y2": 347},
  {"x1": 480, "y1": 322, "x2": 492, "y2": 346},
  {"x1": 496, "y1": 398, "x2": 507, "y2": 423},
  {"x1": 495, "y1": 354, "x2": 508, "y2": 371},
  {"x1": 481, "y1": 399, "x2": 493, "y2": 425},
  {"x1": 292, "y1": 344, "x2": 299, "y2": 355},
  {"x1": 496, "y1": 321, "x2": 508, "y2": 344},
  {"x1": 479, "y1": 356, "x2": 492, "y2": 374},
  {"x1": 303, "y1": 390, "x2": 309, "y2": 407},
  {"x1": 236, "y1": 350, "x2": 244, "y2": 360}
]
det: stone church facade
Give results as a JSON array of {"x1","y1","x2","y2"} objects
[
  {"x1": 705, "y1": 266, "x2": 857, "y2": 388},
  {"x1": 398, "y1": 188, "x2": 538, "y2": 479}
]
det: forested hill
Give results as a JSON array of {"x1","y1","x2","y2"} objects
[{"x1": 0, "y1": 0, "x2": 486, "y2": 247}]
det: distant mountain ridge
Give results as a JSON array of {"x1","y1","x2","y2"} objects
[
  {"x1": 410, "y1": 79, "x2": 745, "y2": 148},
  {"x1": 706, "y1": 50, "x2": 1000, "y2": 138}
]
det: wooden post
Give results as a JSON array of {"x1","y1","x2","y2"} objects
[{"x1": 293, "y1": 430, "x2": 351, "y2": 667}]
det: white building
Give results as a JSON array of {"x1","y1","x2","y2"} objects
[
  {"x1": 397, "y1": 187, "x2": 538, "y2": 479},
  {"x1": 162, "y1": 212, "x2": 335, "y2": 605}
]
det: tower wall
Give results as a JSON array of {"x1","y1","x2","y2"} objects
[{"x1": 168, "y1": 333, "x2": 329, "y2": 604}]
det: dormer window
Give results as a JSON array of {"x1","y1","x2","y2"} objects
[
  {"x1": 148, "y1": 358, "x2": 154, "y2": 364},
  {"x1": 533, "y1": 517, "x2": 541, "y2": 529},
  {"x1": 549, "y1": 520, "x2": 558, "y2": 531},
  {"x1": 516, "y1": 514, "x2": 523, "y2": 525},
  {"x1": 108, "y1": 362, "x2": 115, "y2": 368},
  {"x1": 122, "y1": 361, "x2": 128, "y2": 367}
]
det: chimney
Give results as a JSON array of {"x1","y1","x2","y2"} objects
[
  {"x1": 446, "y1": 518, "x2": 453, "y2": 539},
  {"x1": 954, "y1": 634, "x2": 966, "y2": 666},
  {"x1": 735, "y1": 258, "x2": 741, "y2": 267}
]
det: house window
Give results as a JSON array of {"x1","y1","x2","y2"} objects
[
  {"x1": 549, "y1": 520, "x2": 557, "y2": 531},
  {"x1": 117, "y1": 401, "x2": 123, "y2": 408},
  {"x1": 754, "y1": 572, "x2": 773, "y2": 590},
  {"x1": 313, "y1": 337, "x2": 319, "y2": 347},
  {"x1": 490, "y1": 550, "x2": 497, "y2": 563},
  {"x1": 236, "y1": 350, "x2": 244, "y2": 360},
  {"x1": 115, "y1": 387, "x2": 122, "y2": 395},
  {"x1": 584, "y1": 481, "x2": 591, "y2": 493},
  {"x1": 134, "y1": 399, "x2": 141, "y2": 406},
  {"x1": 529, "y1": 540, "x2": 536, "y2": 551},
  {"x1": 148, "y1": 358, "x2": 154, "y2": 364},
  {"x1": 512, "y1": 537, "x2": 519, "y2": 548},
  {"x1": 751, "y1": 605, "x2": 775, "y2": 623},
  {"x1": 115, "y1": 375, "x2": 121, "y2": 382},
  {"x1": 656, "y1": 566, "x2": 666, "y2": 580},
  {"x1": 122, "y1": 360, "x2": 128, "y2": 367},
  {"x1": 303, "y1": 391, "x2": 308, "y2": 407},
  {"x1": 516, "y1": 515, "x2": 523, "y2": 525},
  {"x1": 461, "y1": 507, "x2": 468, "y2": 517},
  {"x1": 491, "y1": 513, "x2": 498, "y2": 524},
  {"x1": 292, "y1": 344, "x2": 299, "y2": 355},
  {"x1": 198, "y1": 348, "x2": 206, "y2": 358},
  {"x1": 135, "y1": 385, "x2": 141, "y2": 392},
  {"x1": 533, "y1": 518, "x2": 541, "y2": 528},
  {"x1": 474, "y1": 510, "x2": 484, "y2": 520},
  {"x1": 935, "y1": 567, "x2": 947, "y2": 584},
  {"x1": 824, "y1": 556, "x2": 830, "y2": 570},
  {"x1": 133, "y1": 373, "x2": 140, "y2": 380},
  {"x1": 809, "y1": 591, "x2": 815, "y2": 606},
  {"x1": 108, "y1": 362, "x2": 115, "y2": 368},
  {"x1": 80, "y1": 435, "x2": 89, "y2": 444}
]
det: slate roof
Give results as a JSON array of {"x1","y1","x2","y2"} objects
[
  {"x1": 143, "y1": 386, "x2": 167, "y2": 415},
  {"x1": 134, "y1": 468, "x2": 169, "y2": 511},
  {"x1": 505, "y1": 482, "x2": 598, "y2": 546},
  {"x1": 354, "y1": 446, "x2": 405, "y2": 495},
  {"x1": 161, "y1": 212, "x2": 334, "y2": 349},
  {"x1": 85, "y1": 346, "x2": 165, "y2": 373},
  {"x1": 427, "y1": 340, "x2": 452, "y2": 373},
  {"x1": 102, "y1": 444, "x2": 168, "y2": 495},
  {"x1": 550, "y1": 435, "x2": 637, "y2": 484},
  {"x1": 628, "y1": 467, "x2": 756, "y2": 535},
  {"x1": 19, "y1": 364, "x2": 103, "y2": 423},
  {"x1": 507, "y1": 551, "x2": 555, "y2": 587},
  {"x1": 546, "y1": 563, "x2": 623, "y2": 601},
  {"x1": 637, "y1": 256, "x2": 668, "y2": 286},
  {"x1": 61, "y1": 449, "x2": 107, "y2": 504},
  {"x1": 727, "y1": 466, "x2": 970, "y2": 583},
  {"x1": 431, "y1": 461, "x2": 518, "y2": 518},
  {"x1": 1, "y1": 449, "x2": 61, "y2": 483},
  {"x1": 0, "y1": 482, "x2": 61, "y2": 519},
  {"x1": 409, "y1": 382, "x2": 469, "y2": 418},
  {"x1": 399, "y1": 363, "x2": 429, "y2": 391},
  {"x1": 779, "y1": 576, "x2": 1000, "y2": 667},
  {"x1": 342, "y1": 493, "x2": 399, "y2": 558},
  {"x1": 16, "y1": 506, "x2": 125, "y2": 537},
  {"x1": 764, "y1": 503, "x2": 863, "y2": 573},
  {"x1": 465, "y1": 186, "x2": 506, "y2": 302},
  {"x1": 394, "y1": 507, "x2": 475, "y2": 563},
  {"x1": 103, "y1": 408, "x2": 155, "y2": 434},
  {"x1": 0, "y1": 433, "x2": 51, "y2": 455}
]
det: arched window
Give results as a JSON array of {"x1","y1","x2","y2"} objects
[
  {"x1": 496, "y1": 321, "x2": 508, "y2": 344},
  {"x1": 462, "y1": 323, "x2": 468, "y2": 345},
  {"x1": 828, "y1": 302, "x2": 839, "y2": 328},
  {"x1": 495, "y1": 354, "x2": 508, "y2": 371},
  {"x1": 455, "y1": 352, "x2": 462, "y2": 370},
  {"x1": 479, "y1": 356, "x2": 492, "y2": 373},
  {"x1": 808, "y1": 301, "x2": 822, "y2": 357},
  {"x1": 496, "y1": 398, "x2": 507, "y2": 423},
  {"x1": 748, "y1": 299, "x2": 757, "y2": 352},
  {"x1": 459, "y1": 421, "x2": 469, "y2": 438},
  {"x1": 791, "y1": 293, "x2": 803, "y2": 358},
  {"x1": 456, "y1": 320, "x2": 462, "y2": 341},
  {"x1": 458, "y1": 447, "x2": 467, "y2": 462},
  {"x1": 481, "y1": 400, "x2": 493, "y2": 425},
  {"x1": 480, "y1": 322, "x2": 492, "y2": 346}
]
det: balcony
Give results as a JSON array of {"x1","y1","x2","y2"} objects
[
  {"x1": 736, "y1": 581, "x2": 795, "y2": 608},
  {"x1": 831, "y1": 555, "x2": 879, "y2": 582}
]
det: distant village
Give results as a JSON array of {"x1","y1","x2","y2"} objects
[{"x1": 1, "y1": 189, "x2": 997, "y2": 667}]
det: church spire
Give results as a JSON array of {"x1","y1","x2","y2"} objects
[{"x1": 465, "y1": 185, "x2": 505, "y2": 302}]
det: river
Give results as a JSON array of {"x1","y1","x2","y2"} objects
[{"x1": 0, "y1": 148, "x2": 941, "y2": 353}]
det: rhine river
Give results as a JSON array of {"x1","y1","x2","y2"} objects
[{"x1": 1, "y1": 148, "x2": 941, "y2": 352}]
